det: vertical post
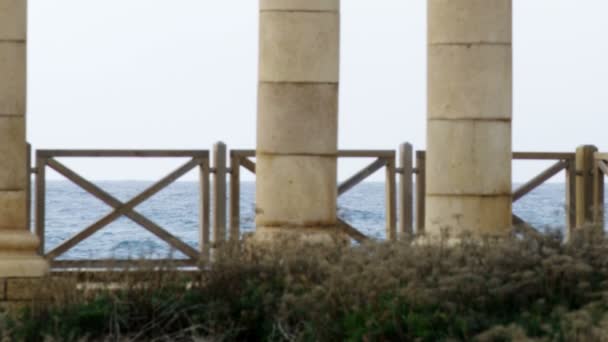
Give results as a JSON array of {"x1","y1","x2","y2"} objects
[
  {"x1": 399, "y1": 143, "x2": 413, "y2": 237},
  {"x1": 35, "y1": 154, "x2": 46, "y2": 255},
  {"x1": 415, "y1": 151, "x2": 426, "y2": 235},
  {"x1": 229, "y1": 152, "x2": 241, "y2": 242},
  {"x1": 593, "y1": 154, "x2": 605, "y2": 227},
  {"x1": 575, "y1": 145, "x2": 598, "y2": 228},
  {"x1": 385, "y1": 156, "x2": 397, "y2": 241},
  {"x1": 26, "y1": 143, "x2": 31, "y2": 234},
  {"x1": 565, "y1": 156, "x2": 577, "y2": 239},
  {"x1": 199, "y1": 157, "x2": 210, "y2": 261},
  {"x1": 213, "y1": 142, "x2": 227, "y2": 248}
]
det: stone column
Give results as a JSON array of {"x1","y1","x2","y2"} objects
[
  {"x1": 0, "y1": 0, "x2": 48, "y2": 276},
  {"x1": 254, "y1": 0, "x2": 343, "y2": 243},
  {"x1": 426, "y1": 0, "x2": 512, "y2": 237}
]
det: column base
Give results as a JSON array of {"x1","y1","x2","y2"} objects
[
  {"x1": 0, "y1": 230, "x2": 48, "y2": 277},
  {"x1": 424, "y1": 195, "x2": 512, "y2": 238},
  {"x1": 414, "y1": 233, "x2": 508, "y2": 248},
  {"x1": 251, "y1": 226, "x2": 349, "y2": 246},
  {"x1": 0, "y1": 255, "x2": 48, "y2": 277}
]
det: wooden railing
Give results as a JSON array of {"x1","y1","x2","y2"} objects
[
  {"x1": 31, "y1": 143, "x2": 608, "y2": 270},
  {"x1": 414, "y1": 151, "x2": 577, "y2": 236},
  {"x1": 34, "y1": 150, "x2": 211, "y2": 268},
  {"x1": 32, "y1": 144, "x2": 410, "y2": 268},
  {"x1": 228, "y1": 147, "x2": 403, "y2": 243}
]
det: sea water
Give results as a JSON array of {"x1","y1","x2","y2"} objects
[{"x1": 40, "y1": 181, "x2": 578, "y2": 260}]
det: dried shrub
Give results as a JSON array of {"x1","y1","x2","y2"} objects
[{"x1": 4, "y1": 229, "x2": 608, "y2": 341}]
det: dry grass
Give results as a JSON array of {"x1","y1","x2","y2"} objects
[{"x1": 4, "y1": 228, "x2": 608, "y2": 341}]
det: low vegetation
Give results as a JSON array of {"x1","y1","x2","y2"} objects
[{"x1": 4, "y1": 229, "x2": 608, "y2": 341}]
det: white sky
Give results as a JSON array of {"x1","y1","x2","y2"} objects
[{"x1": 26, "y1": 0, "x2": 608, "y2": 182}]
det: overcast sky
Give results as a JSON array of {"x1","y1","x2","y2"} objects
[{"x1": 26, "y1": 0, "x2": 608, "y2": 182}]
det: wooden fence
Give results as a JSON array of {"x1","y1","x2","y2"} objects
[
  {"x1": 229, "y1": 147, "x2": 401, "y2": 243},
  {"x1": 33, "y1": 150, "x2": 211, "y2": 269},
  {"x1": 218, "y1": 144, "x2": 595, "y2": 242},
  {"x1": 227, "y1": 145, "x2": 608, "y2": 241},
  {"x1": 414, "y1": 151, "x2": 577, "y2": 238},
  {"x1": 29, "y1": 143, "x2": 608, "y2": 269}
]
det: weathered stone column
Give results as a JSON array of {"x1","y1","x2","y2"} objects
[
  {"x1": 426, "y1": 0, "x2": 512, "y2": 237},
  {"x1": 0, "y1": 0, "x2": 48, "y2": 276},
  {"x1": 254, "y1": 0, "x2": 343, "y2": 243}
]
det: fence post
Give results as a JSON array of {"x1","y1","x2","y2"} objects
[
  {"x1": 35, "y1": 153, "x2": 46, "y2": 255},
  {"x1": 399, "y1": 143, "x2": 413, "y2": 238},
  {"x1": 213, "y1": 142, "x2": 227, "y2": 251},
  {"x1": 565, "y1": 155, "x2": 577, "y2": 240},
  {"x1": 575, "y1": 145, "x2": 598, "y2": 229},
  {"x1": 415, "y1": 151, "x2": 426, "y2": 235},
  {"x1": 385, "y1": 155, "x2": 397, "y2": 241},
  {"x1": 199, "y1": 157, "x2": 211, "y2": 261},
  {"x1": 26, "y1": 143, "x2": 31, "y2": 236},
  {"x1": 229, "y1": 152, "x2": 241, "y2": 242},
  {"x1": 593, "y1": 152, "x2": 605, "y2": 227}
]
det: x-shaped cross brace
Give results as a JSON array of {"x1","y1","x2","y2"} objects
[{"x1": 45, "y1": 158, "x2": 203, "y2": 261}]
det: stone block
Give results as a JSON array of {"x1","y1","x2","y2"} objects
[
  {"x1": 0, "y1": 191, "x2": 26, "y2": 230},
  {"x1": 255, "y1": 155, "x2": 337, "y2": 227},
  {"x1": 0, "y1": 0, "x2": 26, "y2": 40},
  {"x1": 0, "y1": 230, "x2": 40, "y2": 251},
  {"x1": 0, "y1": 255, "x2": 48, "y2": 277},
  {"x1": 260, "y1": 0, "x2": 339, "y2": 11},
  {"x1": 425, "y1": 195, "x2": 512, "y2": 236},
  {"x1": 426, "y1": 120, "x2": 511, "y2": 195},
  {"x1": 0, "y1": 116, "x2": 26, "y2": 189},
  {"x1": 259, "y1": 11, "x2": 339, "y2": 83},
  {"x1": 252, "y1": 226, "x2": 348, "y2": 246},
  {"x1": 428, "y1": 44, "x2": 511, "y2": 120},
  {"x1": 257, "y1": 82, "x2": 338, "y2": 155},
  {"x1": 0, "y1": 42, "x2": 25, "y2": 115},
  {"x1": 428, "y1": 0, "x2": 511, "y2": 44}
]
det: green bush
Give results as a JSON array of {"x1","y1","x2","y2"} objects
[{"x1": 5, "y1": 229, "x2": 608, "y2": 341}]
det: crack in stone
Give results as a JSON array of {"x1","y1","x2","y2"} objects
[
  {"x1": 426, "y1": 193, "x2": 512, "y2": 198},
  {"x1": 257, "y1": 151, "x2": 337, "y2": 158},
  {"x1": 430, "y1": 42, "x2": 511, "y2": 47},
  {"x1": 428, "y1": 118, "x2": 512, "y2": 123},
  {"x1": 260, "y1": 10, "x2": 338, "y2": 14}
]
